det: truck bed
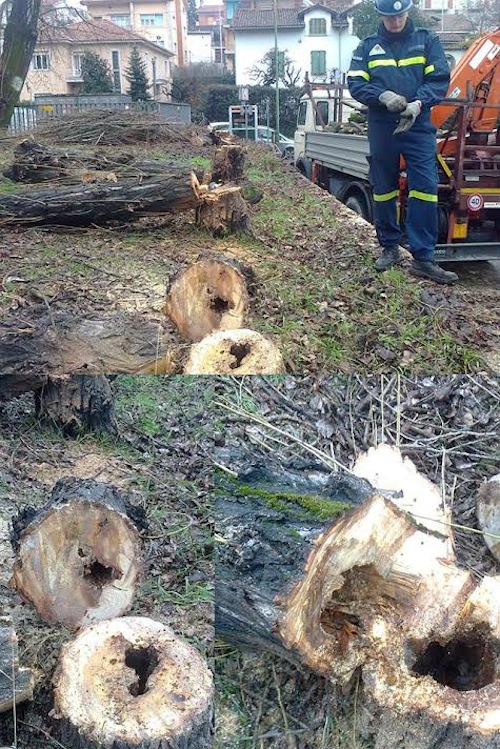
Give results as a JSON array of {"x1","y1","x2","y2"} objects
[{"x1": 305, "y1": 131, "x2": 370, "y2": 181}]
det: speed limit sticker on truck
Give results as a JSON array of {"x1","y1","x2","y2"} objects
[{"x1": 467, "y1": 194, "x2": 484, "y2": 211}]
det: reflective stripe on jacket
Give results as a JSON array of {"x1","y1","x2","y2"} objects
[{"x1": 347, "y1": 20, "x2": 450, "y2": 122}]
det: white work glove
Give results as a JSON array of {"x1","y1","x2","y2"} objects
[
  {"x1": 378, "y1": 90, "x2": 407, "y2": 113},
  {"x1": 393, "y1": 100, "x2": 422, "y2": 134}
]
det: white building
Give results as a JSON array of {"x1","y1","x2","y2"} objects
[
  {"x1": 186, "y1": 30, "x2": 214, "y2": 63},
  {"x1": 232, "y1": 3, "x2": 360, "y2": 86}
]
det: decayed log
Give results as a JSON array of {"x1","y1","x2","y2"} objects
[
  {"x1": 195, "y1": 185, "x2": 250, "y2": 236},
  {"x1": 211, "y1": 145, "x2": 246, "y2": 183},
  {"x1": 0, "y1": 172, "x2": 200, "y2": 226},
  {"x1": 0, "y1": 623, "x2": 34, "y2": 713},
  {"x1": 165, "y1": 255, "x2": 252, "y2": 342},
  {"x1": 51, "y1": 616, "x2": 214, "y2": 749},
  {"x1": 34, "y1": 375, "x2": 117, "y2": 436},
  {"x1": 11, "y1": 477, "x2": 144, "y2": 627},
  {"x1": 477, "y1": 474, "x2": 500, "y2": 561},
  {"x1": 0, "y1": 308, "x2": 175, "y2": 377},
  {"x1": 184, "y1": 328, "x2": 285, "y2": 374},
  {"x1": 216, "y1": 446, "x2": 500, "y2": 749}
]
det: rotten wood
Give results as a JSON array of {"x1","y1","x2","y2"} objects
[
  {"x1": 210, "y1": 145, "x2": 246, "y2": 183},
  {"x1": 195, "y1": 185, "x2": 250, "y2": 236},
  {"x1": 216, "y1": 445, "x2": 500, "y2": 749},
  {"x1": 0, "y1": 623, "x2": 34, "y2": 713},
  {"x1": 52, "y1": 616, "x2": 214, "y2": 749},
  {"x1": 34, "y1": 375, "x2": 117, "y2": 437},
  {"x1": 11, "y1": 477, "x2": 145, "y2": 627},
  {"x1": 477, "y1": 473, "x2": 500, "y2": 562},
  {"x1": 184, "y1": 328, "x2": 285, "y2": 374},
  {"x1": 0, "y1": 308, "x2": 176, "y2": 377},
  {"x1": 165, "y1": 255, "x2": 252, "y2": 342}
]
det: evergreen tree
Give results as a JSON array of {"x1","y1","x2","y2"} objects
[
  {"x1": 187, "y1": 0, "x2": 198, "y2": 29},
  {"x1": 125, "y1": 47, "x2": 151, "y2": 101},
  {"x1": 80, "y1": 52, "x2": 114, "y2": 94}
]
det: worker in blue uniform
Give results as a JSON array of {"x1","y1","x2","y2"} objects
[{"x1": 347, "y1": 0, "x2": 458, "y2": 284}]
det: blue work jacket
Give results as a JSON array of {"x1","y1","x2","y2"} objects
[{"x1": 347, "y1": 19, "x2": 450, "y2": 126}]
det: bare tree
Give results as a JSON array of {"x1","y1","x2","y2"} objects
[
  {"x1": 0, "y1": 0, "x2": 42, "y2": 129},
  {"x1": 248, "y1": 49, "x2": 302, "y2": 88},
  {"x1": 464, "y1": 0, "x2": 500, "y2": 34}
]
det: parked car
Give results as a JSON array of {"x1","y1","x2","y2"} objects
[{"x1": 208, "y1": 122, "x2": 294, "y2": 158}]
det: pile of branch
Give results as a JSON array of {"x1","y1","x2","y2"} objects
[{"x1": 32, "y1": 110, "x2": 208, "y2": 146}]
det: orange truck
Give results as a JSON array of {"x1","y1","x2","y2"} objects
[{"x1": 294, "y1": 30, "x2": 500, "y2": 261}]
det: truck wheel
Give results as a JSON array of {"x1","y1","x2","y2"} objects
[{"x1": 345, "y1": 194, "x2": 369, "y2": 221}]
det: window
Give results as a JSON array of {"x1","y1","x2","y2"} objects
[
  {"x1": 110, "y1": 14, "x2": 131, "y2": 27},
  {"x1": 140, "y1": 13, "x2": 163, "y2": 26},
  {"x1": 32, "y1": 52, "x2": 50, "y2": 70},
  {"x1": 315, "y1": 101, "x2": 329, "y2": 126},
  {"x1": 72, "y1": 53, "x2": 85, "y2": 76},
  {"x1": 309, "y1": 18, "x2": 326, "y2": 35},
  {"x1": 111, "y1": 50, "x2": 121, "y2": 92},
  {"x1": 311, "y1": 50, "x2": 326, "y2": 77}
]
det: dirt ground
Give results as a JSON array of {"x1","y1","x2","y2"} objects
[
  {"x1": 211, "y1": 374, "x2": 500, "y2": 749},
  {"x1": 0, "y1": 117, "x2": 498, "y2": 375},
  {"x1": 0, "y1": 376, "x2": 215, "y2": 748}
]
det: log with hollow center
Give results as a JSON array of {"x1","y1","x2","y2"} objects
[
  {"x1": 52, "y1": 616, "x2": 214, "y2": 749},
  {"x1": 11, "y1": 477, "x2": 143, "y2": 627},
  {"x1": 184, "y1": 328, "x2": 285, "y2": 374}
]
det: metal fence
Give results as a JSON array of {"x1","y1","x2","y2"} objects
[{"x1": 8, "y1": 95, "x2": 191, "y2": 134}]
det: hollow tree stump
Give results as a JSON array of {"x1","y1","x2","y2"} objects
[
  {"x1": 34, "y1": 375, "x2": 117, "y2": 437},
  {"x1": 0, "y1": 623, "x2": 34, "y2": 713},
  {"x1": 211, "y1": 145, "x2": 246, "y2": 183},
  {"x1": 11, "y1": 478, "x2": 144, "y2": 627},
  {"x1": 216, "y1": 447, "x2": 500, "y2": 749},
  {"x1": 51, "y1": 616, "x2": 214, "y2": 749},
  {"x1": 184, "y1": 328, "x2": 285, "y2": 374},
  {"x1": 165, "y1": 256, "x2": 251, "y2": 342},
  {"x1": 195, "y1": 186, "x2": 250, "y2": 236}
]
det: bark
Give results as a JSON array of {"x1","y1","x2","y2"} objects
[
  {"x1": 165, "y1": 255, "x2": 252, "y2": 342},
  {"x1": 215, "y1": 450, "x2": 500, "y2": 749},
  {"x1": 0, "y1": 308, "x2": 175, "y2": 377},
  {"x1": 210, "y1": 145, "x2": 246, "y2": 183},
  {"x1": 0, "y1": 0, "x2": 42, "y2": 129},
  {"x1": 34, "y1": 375, "x2": 117, "y2": 436},
  {"x1": 0, "y1": 623, "x2": 34, "y2": 712},
  {"x1": 11, "y1": 477, "x2": 145, "y2": 627},
  {"x1": 52, "y1": 616, "x2": 214, "y2": 749},
  {"x1": 195, "y1": 185, "x2": 250, "y2": 236},
  {"x1": 184, "y1": 328, "x2": 285, "y2": 374},
  {"x1": 0, "y1": 172, "x2": 200, "y2": 226},
  {"x1": 477, "y1": 473, "x2": 500, "y2": 561}
]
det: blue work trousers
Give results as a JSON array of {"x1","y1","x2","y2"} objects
[{"x1": 368, "y1": 121, "x2": 438, "y2": 261}]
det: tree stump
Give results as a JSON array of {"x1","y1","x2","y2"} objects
[
  {"x1": 11, "y1": 478, "x2": 144, "y2": 627},
  {"x1": 211, "y1": 145, "x2": 246, "y2": 183},
  {"x1": 183, "y1": 328, "x2": 285, "y2": 374},
  {"x1": 34, "y1": 375, "x2": 117, "y2": 437},
  {"x1": 51, "y1": 616, "x2": 214, "y2": 749},
  {"x1": 0, "y1": 623, "x2": 34, "y2": 713},
  {"x1": 477, "y1": 473, "x2": 500, "y2": 561},
  {"x1": 165, "y1": 256, "x2": 251, "y2": 342},
  {"x1": 195, "y1": 186, "x2": 250, "y2": 236},
  {"x1": 216, "y1": 447, "x2": 500, "y2": 749}
]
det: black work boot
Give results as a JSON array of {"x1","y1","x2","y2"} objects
[
  {"x1": 410, "y1": 260, "x2": 458, "y2": 285},
  {"x1": 375, "y1": 246, "x2": 401, "y2": 271}
]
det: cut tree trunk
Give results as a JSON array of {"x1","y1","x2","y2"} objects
[
  {"x1": 184, "y1": 328, "x2": 285, "y2": 374},
  {"x1": 11, "y1": 477, "x2": 144, "y2": 627},
  {"x1": 216, "y1": 446, "x2": 500, "y2": 749},
  {"x1": 0, "y1": 623, "x2": 34, "y2": 713},
  {"x1": 0, "y1": 308, "x2": 175, "y2": 377},
  {"x1": 52, "y1": 616, "x2": 214, "y2": 749},
  {"x1": 34, "y1": 375, "x2": 117, "y2": 436},
  {"x1": 195, "y1": 185, "x2": 250, "y2": 236},
  {"x1": 210, "y1": 145, "x2": 246, "y2": 183},
  {"x1": 477, "y1": 473, "x2": 500, "y2": 562},
  {"x1": 165, "y1": 255, "x2": 252, "y2": 342},
  {"x1": 0, "y1": 173, "x2": 200, "y2": 226}
]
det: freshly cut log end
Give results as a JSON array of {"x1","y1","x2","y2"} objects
[
  {"x1": 0, "y1": 624, "x2": 34, "y2": 713},
  {"x1": 11, "y1": 478, "x2": 143, "y2": 627},
  {"x1": 477, "y1": 474, "x2": 500, "y2": 561},
  {"x1": 165, "y1": 257, "x2": 249, "y2": 342},
  {"x1": 52, "y1": 616, "x2": 214, "y2": 749},
  {"x1": 183, "y1": 328, "x2": 285, "y2": 374},
  {"x1": 34, "y1": 375, "x2": 116, "y2": 437}
]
